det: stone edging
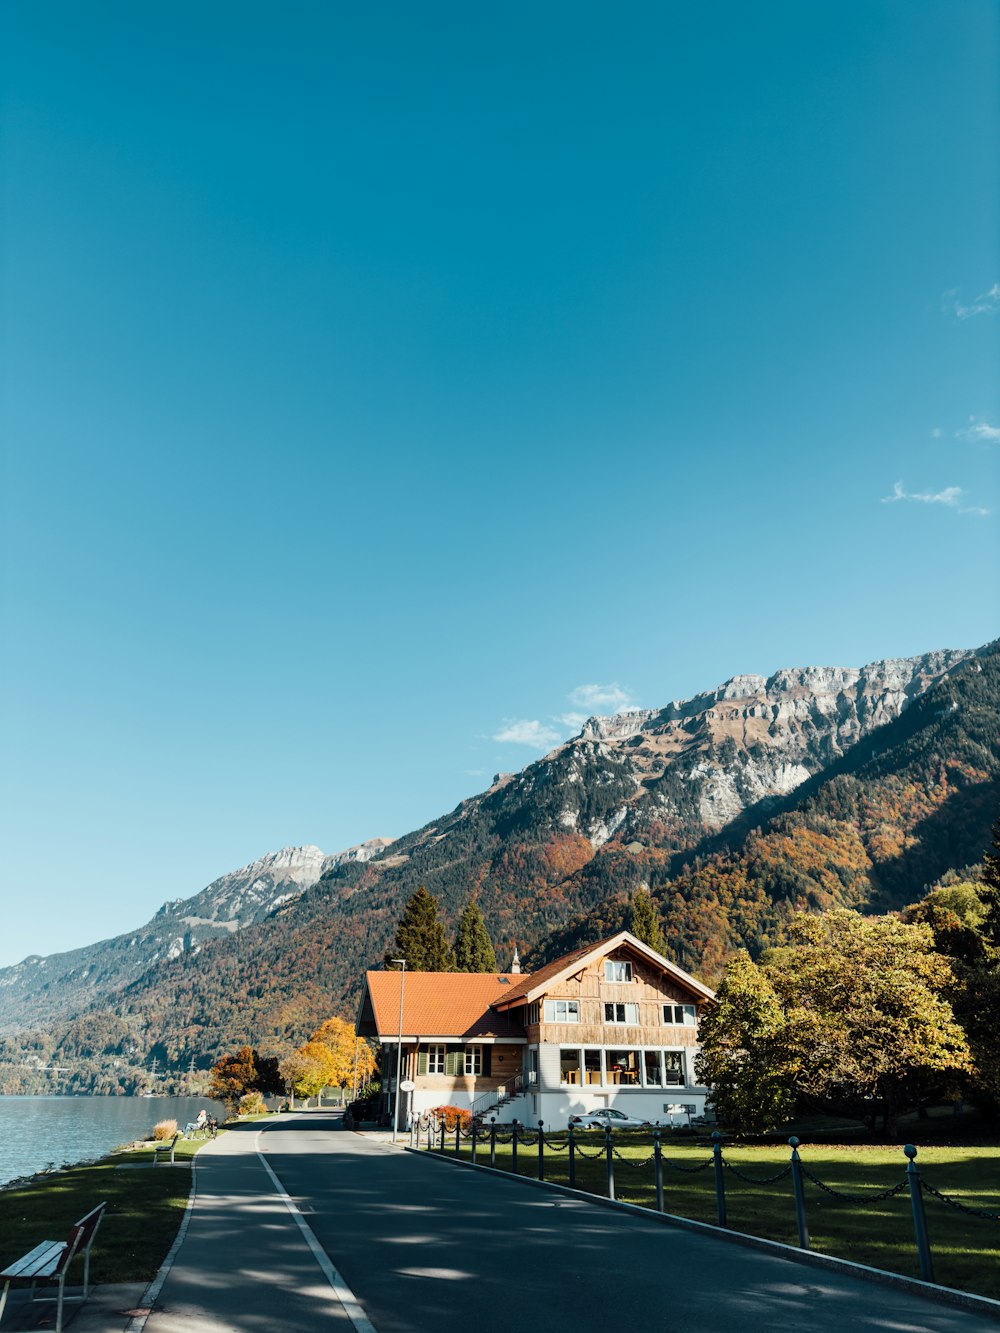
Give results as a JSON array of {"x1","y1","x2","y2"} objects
[{"x1": 405, "y1": 1146, "x2": 1000, "y2": 1322}]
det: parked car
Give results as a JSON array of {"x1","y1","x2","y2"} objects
[{"x1": 569, "y1": 1108, "x2": 650, "y2": 1129}]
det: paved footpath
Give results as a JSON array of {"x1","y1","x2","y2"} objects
[{"x1": 143, "y1": 1113, "x2": 999, "y2": 1333}]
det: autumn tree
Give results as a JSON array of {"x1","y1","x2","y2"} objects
[
  {"x1": 279, "y1": 1042, "x2": 337, "y2": 1104},
  {"x1": 208, "y1": 1045, "x2": 262, "y2": 1112},
  {"x1": 384, "y1": 885, "x2": 455, "y2": 971},
  {"x1": 629, "y1": 889, "x2": 664, "y2": 954},
  {"x1": 310, "y1": 1016, "x2": 376, "y2": 1090},
  {"x1": 453, "y1": 901, "x2": 497, "y2": 972}
]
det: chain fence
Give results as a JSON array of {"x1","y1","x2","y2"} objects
[{"x1": 415, "y1": 1114, "x2": 997, "y2": 1288}]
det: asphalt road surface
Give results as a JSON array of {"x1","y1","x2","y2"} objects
[{"x1": 146, "y1": 1113, "x2": 999, "y2": 1333}]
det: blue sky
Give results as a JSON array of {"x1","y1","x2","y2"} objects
[{"x1": 1, "y1": 1, "x2": 998, "y2": 966}]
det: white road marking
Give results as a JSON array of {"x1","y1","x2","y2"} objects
[{"x1": 256, "y1": 1128, "x2": 378, "y2": 1333}]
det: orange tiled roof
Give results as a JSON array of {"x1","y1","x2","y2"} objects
[
  {"x1": 493, "y1": 943, "x2": 595, "y2": 1005},
  {"x1": 363, "y1": 971, "x2": 528, "y2": 1039}
]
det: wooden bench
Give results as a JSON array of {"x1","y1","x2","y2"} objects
[{"x1": 0, "y1": 1201, "x2": 106, "y2": 1333}]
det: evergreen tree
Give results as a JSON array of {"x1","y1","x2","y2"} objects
[
  {"x1": 629, "y1": 889, "x2": 664, "y2": 953},
  {"x1": 384, "y1": 885, "x2": 455, "y2": 971},
  {"x1": 980, "y1": 816, "x2": 1000, "y2": 948},
  {"x1": 453, "y1": 901, "x2": 498, "y2": 972}
]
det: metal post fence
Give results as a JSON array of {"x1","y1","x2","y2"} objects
[
  {"x1": 414, "y1": 1121, "x2": 969, "y2": 1290},
  {"x1": 904, "y1": 1145, "x2": 935, "y2": 1283},
  {"x1": 455, "y1": 1119, "x2": 461, "y2": 1156},
  {"x1": 653, "y1": 1130, "x2": 664, "y2": 1213},
  {"x1": 711, "y1": 1132, "x2": 727, "y2": 1227},
  {"x1": 788, "y1": 1137, "x2": 809, "y2": 1249}
]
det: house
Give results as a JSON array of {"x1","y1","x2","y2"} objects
[{"x1": 355, "y1": 930, "x2": 714, "y2": 1129}]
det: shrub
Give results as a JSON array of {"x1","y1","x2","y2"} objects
[
  {"x1": 238, "y1": 1090, "x2": 267, "y2": 1116},
  {"x1": 152, "y1": 1119, "x2": 178, "y2": 1141},
  {"x1": 430, "y1": 1105, "x2": 472, "y2": 1132}
]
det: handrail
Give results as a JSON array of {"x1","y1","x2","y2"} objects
[{"x1": 471, "y1": 1072, "x2": 523, "y2": 1119}]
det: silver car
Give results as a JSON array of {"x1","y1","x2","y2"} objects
[{"x1": 569, "y1": 1108, "x2": 650, "y2": 1129}]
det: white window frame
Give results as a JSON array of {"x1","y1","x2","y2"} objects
[
  {"x1": 663, "y1": 1003, "x2": 697, "y2": 1026},
  {"x1": 604, "y1": 960, "x2": 633, "y2": 983},
  {"x1": 426, "y1": 1044, "x2": 445, "y2": 1074},
  {"x1": 664, "y1": 1050, "x2": 686, "y2": 1086},
  {"x1": 543, "y1": 999, "x2": 580, "y2": 1022},
  {"x1": 464, "y1": 1045, "x2": 482, "y2": 1076},
  {"x1": 603, "y1": 1002, "x2": 639, "y2": 1025}
]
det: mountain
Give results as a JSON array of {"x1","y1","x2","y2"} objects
[
  {"x1": 0, "y1": 838, "x2": 392, "y2": 1036},
  {"x1": 1, "y1": 642, "x2": 996, "y2": 1091}
]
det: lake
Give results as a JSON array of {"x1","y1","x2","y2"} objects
[{"x1": 0, "y1": 1096, "x2": 230, "y2": 1187}]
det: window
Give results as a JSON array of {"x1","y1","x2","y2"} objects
[
  {"x1": 606, "y1": 1050, "x2": 640, "y2": 1085},
  {"x1": 604, "y1": 960, "x2": 633, "y2": 983},
  {"x1": 560, "y1": 1048, "x2": 581, "y2": 1085},
  {"x1": 464, "y1": 1045, "x2": 483, "y2": 1076},
  {"x1": 603, "y1": 1002, "x2": 639, "y2": 1025},
  {"x1": 543, "y1": 999, "x2": 580, "y2": 1022},
  {"x1": 526, "y1": 1049, "x2": 538, "y2": 1086},
  {"x1": 583, "y1": 1049, "x2": 602, "y2": 1085},
  {"x1": 663, "y1": 1003, "x2": 697, "y2": 1026},
  {"x1": 526, "y1": 1001, "x2": 540, "y2": 1025},
  {"x1": 665, "y1": 1051, "x2": 686, "y2": 1086},
  {"x1": 427, "y1": 1045, "x2": 445, "y2": 1074},
  {"x1": 643, "y1": 1051, "x2": 663, "y2": 1086}
]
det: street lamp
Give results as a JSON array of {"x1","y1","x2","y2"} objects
[{"x1": 390, "y1": 959, "x2": 406, "y2": 1143}]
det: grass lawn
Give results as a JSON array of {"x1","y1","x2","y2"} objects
[
  {"x1": 0, "y1": 1117, "x2": 266, "y2": 1286},
  {"x1": 433, "y1": 1132, "x2": 1000, "y2": 1301}
]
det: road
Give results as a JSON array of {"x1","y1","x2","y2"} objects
[{"x1": 145, "y1": 1112, "x2": 999, "y2": 1333}]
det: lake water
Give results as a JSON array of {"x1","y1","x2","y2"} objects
[{"x1": 0, "y1": 1096, "x2": 230, "y2": 1187}]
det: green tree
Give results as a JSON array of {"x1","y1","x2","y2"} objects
[
  {"x1": 453, "y1": 901, "x2": 497, "y2": 972},
  {"x1": 629, "y1": 889, "x2": 664, "y2": 954},
  {"x1": 695, "y1": 952, "x2": 796, "y2": 1132},
  {"x1": 698, "y1": 910, "x2": 974, "y2": 1134},
  {"x1": 384, "y1": 885, "x2": 455, "y2": 971},
  {"x1": 764, "y1": 910, "x2": 973, "y2": 1133},
  {"x1": 980, "y1": 816, "x2": 1000, "y2": 949}
]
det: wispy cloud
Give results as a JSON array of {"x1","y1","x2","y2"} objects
[
  {"x1": 946, "y1": 283, "x2": 1000, "y2": 319},
  {"x1": 957, "y1": 418, "x2": 1000, "y2": 444},
  {"x1": 493, "y1": 719, "x2": 562, "y2": 748},
  {"x1": 882, "y1": 481, "x2": 989, "y2": 517},
  {"x1": 558, "y1": 711, "x2": 589, "y2": 732},
  {"x1": 568, "y1": 682, "x2": 635, "y2": 713}
]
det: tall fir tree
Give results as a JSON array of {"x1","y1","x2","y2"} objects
[
  {"x1": 980, "y1": 816, "x2": 1000, "y2": 948},
  {"x1": 453, "y1": 901, "x2": 498, "y2": 972},
  {"x1": 629, "y1": 888, "x2": 665, "y2": 953},
  {"x1": 384, "y1": 885, "x2": 455, "y2": 971}
]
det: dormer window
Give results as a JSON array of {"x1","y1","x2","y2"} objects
[{"x1": 604, "y1": 960, "x2": 633, "y2": 983}]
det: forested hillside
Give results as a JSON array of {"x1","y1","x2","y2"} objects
[{"x1": 1, "y1": 643, "x2": 996, "y2": 1091}]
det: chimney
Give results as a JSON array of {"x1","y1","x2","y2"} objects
[{"x1": 510, "y1": 944, "x2": 521, "y2": 975}]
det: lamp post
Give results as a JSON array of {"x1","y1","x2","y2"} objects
[{"x1": 391, "y1": 959, "x2": 406, "y2": 1143}]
